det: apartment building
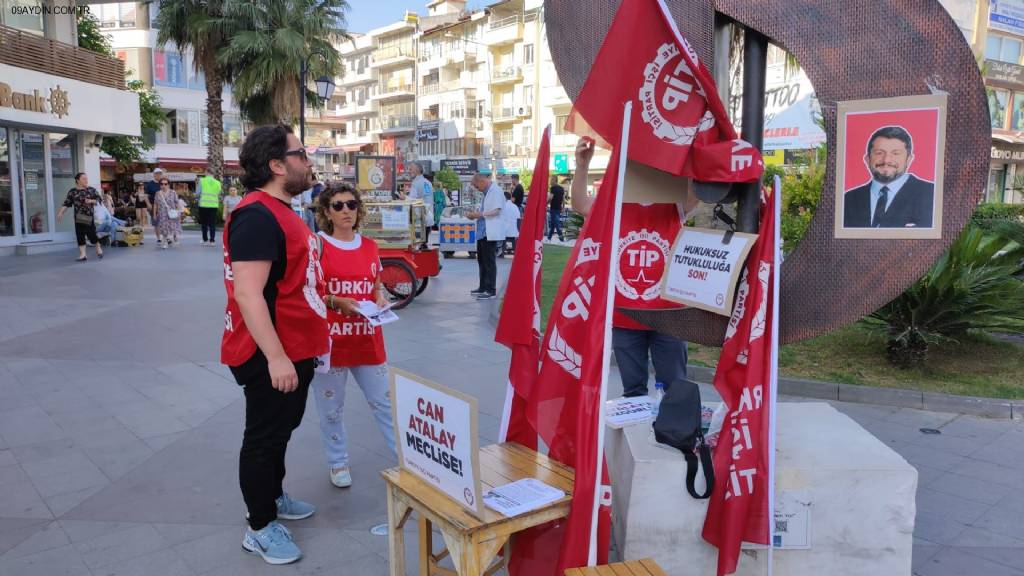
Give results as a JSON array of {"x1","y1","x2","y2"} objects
[
  {"x1": 100, "y1": 1, "x2": 245, "y2": 190},
  {"x1": 0, "y1": 0, "x2": 141, "y2": 254}
]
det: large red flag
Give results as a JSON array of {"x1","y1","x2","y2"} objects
[
  {"x1": 566, "y1": 0, "x2": 763, "y2": 183},
  {"x1": 701, "y1": 185, "x2": 778, "y2": 575},
  {"x1": 496, "y1": 126, "x2": 552, "y2": 449},
  {"x1": 517, "y1": 110, "x2": 632, "y2": 574}
]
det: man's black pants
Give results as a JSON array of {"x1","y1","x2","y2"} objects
[
  {"x1": 476, "y1": 239, "x2": 498, "y2": 293},
  {"x1": 198, "y1": 207, "x2": 218, "y2": 242},
  {"x1": 230, "y1": 350, "x2": 314, "y2": 530}
]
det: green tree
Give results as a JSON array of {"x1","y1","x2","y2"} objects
[
  {"x1": 152, "y1": 0, "x2": 234, "y2": 179},
  {"x1": 219, "y1": 0, "x2": 350, "y2": 125},
  {"x1": 435, "y1": 166, "x2": 461, "y2": 194},
  {"x1": 519, "y1": 167, "x2": 533, "y2": 191},
  {"x1": 76, "y1": 13, "x2": 163, "y2": 167}
]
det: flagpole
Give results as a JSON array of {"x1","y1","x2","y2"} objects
[
  {"x1": 587, "y1": 101, "x2": 632, "y2": 566},
  {"x1": 766, "y1": 175, "x2": 782, "y2": 576}
]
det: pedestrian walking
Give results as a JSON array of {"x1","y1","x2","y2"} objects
[
  {"x1": 312, "y1": 183, "x2": 397, "y2": 489},
  {"x1": 548, "y1": 175, "x2": 566, "y2": 241},
  {"x1": 197, "y1": 169, "x2": 222, "y2": 246},
  {"x1": 133, "y1": 182, "x2": 150, "y2": 231},
  {"x1": 223, "y1": 185, "x2": 242, "y2": 220},
  {"x1": 221, "y1": 124, "x2": 327, "y2": 566},
  {"x1": 466, "y1": 172, "x2": 505, "y2": 300},
  {"x1": 502, "y1": 190, "x2": 520, "y2": 255},
  {"x1": 154, "y1": 178, "x2": 182, "y2": 248},
  {"x1": 55, "y1": 172, "x2": 104, "y2": 261},
  {"x1": 146, "y1": 168, "x2": 164, "y2": 244}
]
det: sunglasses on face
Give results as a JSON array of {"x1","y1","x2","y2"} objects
[
  {"x1": 331, "y1": 200, "x2": 360, "y2": 212},
  {"x1": 284, "y1": 148, "x2": 308, "y2": 161},
  {"x1": 160, "y1": 182, "x2": 170, "y2": 187}
]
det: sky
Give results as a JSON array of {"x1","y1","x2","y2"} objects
[{"x1": 345, "y1": 0, "x2": 485, "y2": 34}]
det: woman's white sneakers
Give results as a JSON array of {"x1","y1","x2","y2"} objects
[{"x1": 330, "y1": 467, "x2": 352, "y2": 488}]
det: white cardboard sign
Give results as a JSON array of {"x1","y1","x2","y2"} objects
[
  {"x1": 660, "y1": 227, "x2": 758, "y2": 316},
  {"x1": 381, "y1": 204, "x2": 409, "y2": 230},
  {"x1": 390, "y1": 368, "x2": 484, "y2": 518}
]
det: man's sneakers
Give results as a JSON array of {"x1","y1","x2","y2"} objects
[
  {"x1": 475, "y1": 291, "x2": 496, "y2": 300},
  {"x1": 242, "y1": 521, "x2": 301, "y2": 565},
  {"x1": 470, "y1": 288, "x2": 485, "y2": 295},
  {"x1": 330, "y1": 467, "x2": 352, "y2": 488},
  {"x1": 274, "y1": 492, "x2": 315, "y2": 520}
]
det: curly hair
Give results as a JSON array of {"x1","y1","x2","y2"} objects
[
  {"x1": 239, "y1": 124, "x2": 293, "y2": 191},
  {"x1": 316, "y1": 182, "x2": 365, "y2": 234}
]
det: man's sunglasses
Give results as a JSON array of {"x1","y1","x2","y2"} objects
[
  {"x1": 284, "y1": 148, "x2": 308, "y2": 161},
  {"x1": 331, "y1": 200, "x2": 360, "y2": 212}
]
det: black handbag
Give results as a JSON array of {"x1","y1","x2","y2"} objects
[{"x1": 652, "y1": 378, "x2": 714, "y2": 499}]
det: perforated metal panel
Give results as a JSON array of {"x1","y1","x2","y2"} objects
[{"x1": 544, "y1": 0, "x2": 989, "y2": 345}]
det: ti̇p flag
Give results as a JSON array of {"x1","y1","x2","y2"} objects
[
  {"x1": 701, "y1": 182, "x2": 780, "y2": 575},
  {"x1": 496, "y1": 125, "x2": 552, "y2": 450},
  {"x1": 566, "y1": 0, "x2": 763, "y2": 183}
]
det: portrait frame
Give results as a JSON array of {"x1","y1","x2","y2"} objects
[{"x1": 834, "y1": 94, "x2": 947, "y2": 240}]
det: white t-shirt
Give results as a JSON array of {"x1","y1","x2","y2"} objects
[{"x1": 502, "y1": 199, "x2": 520, "y2": 238}]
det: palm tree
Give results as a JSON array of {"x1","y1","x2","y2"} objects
[
  {"x1": 152, "y1": 0, "x2": 234, "y2": 180},
  {"x1": 220, "y1": 0, "x2": 350, "y2": 127}
]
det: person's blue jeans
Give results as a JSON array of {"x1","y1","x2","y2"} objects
[
  {"x1": 312, "y1": 364, "x2": 396, "y2": 470},
  {"x1": 547, "y1": 209, "x2": 563, "y2": 240},
  {"x1": 612, "y1": 327, "x2": 688, "y2": 397}
]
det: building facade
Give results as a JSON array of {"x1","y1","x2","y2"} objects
[{"x1": 0, "y1": 0, "x2": 141, "y2": 254}]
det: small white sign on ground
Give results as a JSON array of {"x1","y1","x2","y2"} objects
[
  {"x1": 661, "y1": 227, "x2": 758, "y2": 316},
  {"x1": 390, "y1": 368, "x2": 484, "y2": 518},
  {"x1": 773, "y1": 490, "x2": 812, "y2": 549}
]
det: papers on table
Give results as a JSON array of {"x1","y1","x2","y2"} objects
[
  {"x1": 356, "y1": 301, "x2": 399, "y2": 327},
  {"x1": 606, "y1": 396, "x2": 653, "y2": 428},
  {"x1": 483, "y1": 478, "x2": 566, "y2": 517}
]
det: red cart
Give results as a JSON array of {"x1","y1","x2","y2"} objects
[{"x1": 362, "y1": 200, "x2": 441, "y2": 310}]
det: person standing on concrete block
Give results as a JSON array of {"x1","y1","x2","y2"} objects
[
  {"x1": 221, "y1": 124, "x2": 328, "y2": 565},
  {"x1": 570, "y1": 137, "x2": 697, "y2": 397}
]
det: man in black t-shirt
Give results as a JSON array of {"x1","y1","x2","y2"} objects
[
  {"x1": 510, "y1": 174, "x2": 524, "y2": 244},
  {"x1": 547, "y1": 175, "x2": 565, "y2": 241},
  {"x1": 145, "y1": 168, "x2": 164, "y2": 243}
]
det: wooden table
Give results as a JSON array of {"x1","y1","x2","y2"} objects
[
  {"x1": 382, "y1": 442, "x2": 575, "y2": 576},
  {"x1": 564, "y1": 558, "x2": 668, "y2": 576}
]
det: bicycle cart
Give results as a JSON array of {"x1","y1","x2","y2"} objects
[
  {"x1": 438, "y1": 205, "x2": 479, "y2": 259},
  {"x1": 361, "y1": 200, "x2": 440, "y2": 310}
]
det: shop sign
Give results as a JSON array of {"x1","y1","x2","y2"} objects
[
  {"x1": 416, "y1": 120, "x2": 439, "y2": 141},
  {"x1": 991, "y1": 0, "x2": 1024, "y2": 36},
  {"x1": 985, "y1": 59, "x2": 1024, "y2": 85},
  {"x1": 0, "y1": 81, "x2": 70, "y2": 119},
  {"x1": 991, "y1": 143, "x2": 1024, "y2": 162},
  {"x1": 440, "y1": 158, "x2": 479, "y2": 176},
  {"x1": 553, "y1": 153, "x2": 569, "y2": 173}
]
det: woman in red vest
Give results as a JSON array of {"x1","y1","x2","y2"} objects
[{"x1": 313, "y1": 183, "x2": 397, "y2": 489}]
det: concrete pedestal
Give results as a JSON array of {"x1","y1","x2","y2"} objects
[{"x1": 605, "y1": 402, "x2": 917, "y2": 576}]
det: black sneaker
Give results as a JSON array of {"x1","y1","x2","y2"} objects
[
  {"x1": 475, "y1": 291, "x2": 496, "y2": 300},
  {"x1": 470, "y1": 288, "x2": 485, "y2": 295}
]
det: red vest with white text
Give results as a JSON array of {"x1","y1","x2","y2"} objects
[
  {"x1": 614, "y1": 203, "x2": 683, "y2": 330},
  {"x1": 221, "y1": 191, "x2": 329, "y2": 366},
  {"x1": 320, "y1": 233, "x2": 387, "y2": 367}
]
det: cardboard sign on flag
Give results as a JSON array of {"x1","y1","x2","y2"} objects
[
  {"x1": 701, "y1": 184, "x2": 779, "y2": 576},
  {"x1": 496, "y1": 126, "x2": 552, "y2": 449},
  {"x1": 566, "y1": 0, "x2": 763, "y2": 183}
]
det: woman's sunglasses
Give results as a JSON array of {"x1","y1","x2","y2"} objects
[{"x1": 331, "y1": 200, "x2": 360, "y2": 212}]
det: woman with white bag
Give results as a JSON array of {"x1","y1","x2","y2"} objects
[{"x1": 154, "y1": 177, "x2": 183, "y2": 248}]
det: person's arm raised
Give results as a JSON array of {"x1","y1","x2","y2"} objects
[{"x1": 571, "y1": 137, "x2": 596, "y2": 217}]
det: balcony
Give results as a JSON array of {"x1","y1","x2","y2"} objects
[
  {"x1": 378, "y1": 114, "x2": 418, "y2": 133},
  {"x1": 372, "y1": 82, "x2": 416, "y2": 101},
  {"x1": 0, "y1": 25, "x2": 126, "y2": 90},
  {"x1": 340, "y1": 66, "x2": 373, "y2": 86},
  {"x1": 492, "y1": 106, "x2": 518, "y2": 124},
  {"x1": 491, "y1": 65, "x2": 522, "y2": 85},
  {"x1": 485, "y1": 15, "x2": 523, "y2": 46},
  {"x1": 372, "y1": 45, "x2": 416, "y2": 68}
]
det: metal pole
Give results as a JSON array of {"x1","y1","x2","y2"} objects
[
  {"x1": 713, "y1": 13, "x2": 732, "y2": 111},
  {"x1": 737, "y1": 28, "x2": 767, "y2": 233},
  {"x1": 300, "y1": 59, "x2": 307, "y2": 143}
]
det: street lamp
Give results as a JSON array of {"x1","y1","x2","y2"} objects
[{"x1": 300, "y1": 51, "x2": 336, "y2": 144}]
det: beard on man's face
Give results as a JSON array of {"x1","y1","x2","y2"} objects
[
  {"x1": 283, "y1": 164, "x2": 313, "y2": 196},
  {"x1": 870, "y1": 164, "x2": 906, "y2": 184}
]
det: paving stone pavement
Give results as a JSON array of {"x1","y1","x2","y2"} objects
[{"x1": 0, "y1": 233, "x2": 1022, "y2": 576}]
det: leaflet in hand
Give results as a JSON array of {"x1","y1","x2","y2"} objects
[
  {"x1": 355, "y1": 300, "x2": 399, "y2": 327},
  {"x1": 483, "y1": 478, "x2": 566, "y2": 517}
]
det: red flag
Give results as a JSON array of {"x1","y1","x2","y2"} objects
[
  {"x1": 566, "y1": 0, "x2": 763, "y2": 183},
  {"x1": 496, "y1": 126, "x2": 552, "y2": 449},
  {"x1": 701, "y1": 185, "x2": 778, "y2": 575}
]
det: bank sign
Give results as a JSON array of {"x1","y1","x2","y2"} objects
[
  {"x1": 991, "y1": 0, "x2": 1024, "y2": 36},
  {"x1": 0, "y1": 64, "x2": 140, "y2": 136}
]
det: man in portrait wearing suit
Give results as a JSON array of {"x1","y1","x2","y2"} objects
[{"x1": 843, "y1": 125, "x2": 934, "y2": 229}]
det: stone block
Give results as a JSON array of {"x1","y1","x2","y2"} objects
[{"x1": 606, "y1": 402, "x2": 917, "y2": 576}]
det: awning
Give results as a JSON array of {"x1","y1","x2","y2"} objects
[
  {"x1": 992, "y1": 133, "x2": 1024, "y2": 144},
  {"x1": 763, "y1": 94, "x2": 827, "y2": 152},
  {"x1": 341, "y1": 143, "x2": 371, "y2": 152}
]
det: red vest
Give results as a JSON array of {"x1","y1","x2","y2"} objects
[
  {"x1": 614, "y1": 203, "x2": 683, "y2": 330},
  {"x1": 221, "y1": 191, "x2": 329, "y2": 366},
  {"x1": 320, "y1": 233, "x2": 387, "y2": 367}
]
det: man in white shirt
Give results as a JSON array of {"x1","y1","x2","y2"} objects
[
  {"x1": 407, "y1": 163, "x2": 433, "y2": 245},
  {"x1": 466, "y1": 173, "x2": 505, "y2": 300}
]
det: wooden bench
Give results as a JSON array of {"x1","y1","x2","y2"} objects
[
  {"x1": 565, "y1": 558, "x2": 668, "y2": 576},
  {"x1": 382, "y1": 442, "x2": 575, "y2": 576}
]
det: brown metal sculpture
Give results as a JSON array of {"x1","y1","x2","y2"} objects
[{"x1": 544, "y1": 0, "x2": 989, "y2": 345}]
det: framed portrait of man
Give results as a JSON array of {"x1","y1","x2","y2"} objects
[{"x1": 834, "y1": 94, "x2": 947, "y2": 239}]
